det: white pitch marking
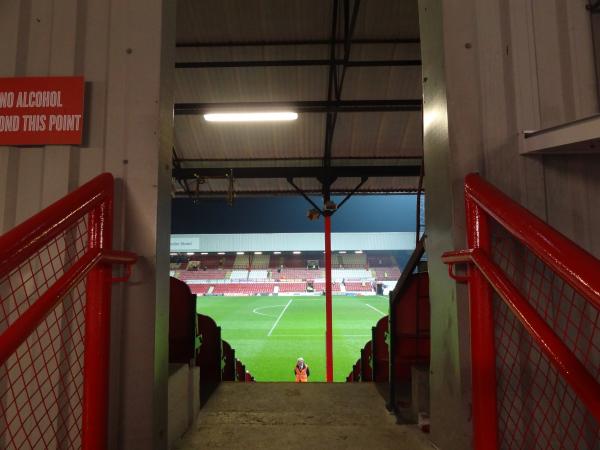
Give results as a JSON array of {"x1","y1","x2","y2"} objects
[
  {"x1": 269, "y1": 334, "x2": 371, "y2": 338},
  {"x1": 252, "y1": 304, "x2": 287, "y2": 318},
  {"x1": 365, "y1": 303, "x2": 386, "y2": 315},
  {"x1": 267, "y1": 299, "x2": 293, "y2": 337}
]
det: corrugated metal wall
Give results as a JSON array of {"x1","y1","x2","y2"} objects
[
  {"x1": 420, "y1": 0, "x2": 600, "y2": 449},
  {"x1": 0, "y1": 1, "x2": 175, "y2": 448}
]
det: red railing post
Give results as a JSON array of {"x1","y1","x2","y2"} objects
[
  {"x1": 82, "y1": 192, "x2": 113, "y2": 449},
  {"x1": 324, "y1": 213, "x2": 334, "y2": 382},
  {"x1": 465, "y1": 194, "x2": 499, "y2": 450}
]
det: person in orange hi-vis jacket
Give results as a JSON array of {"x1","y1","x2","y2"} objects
[{"x1": 294, "y1": 357, "x2": 310, "y2": 382}]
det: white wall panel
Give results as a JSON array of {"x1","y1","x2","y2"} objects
[
  {"x1": 170, "y1": 232, "x2": 417, "y2": 252},
  {"x1": 0, "y1": 1, "x2": 176, "y2": 448}
]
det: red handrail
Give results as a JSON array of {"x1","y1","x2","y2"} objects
[
  {"x1": 0, "y1": 173, "x2": 136, "y2": 450},
  {"x1": 464, "y1": 173, "x2": 600, "y2": 309},
  {"x1": 443, "y1": 173, "x2": 600, "y2": 450}
]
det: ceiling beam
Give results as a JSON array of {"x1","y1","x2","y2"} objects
[
  {"x1": 172, "y1": 164, "x2": 421, "y2": 180},
  {"x1": 175, "y1": 59, "x2": 421, "y2": 69},
  {"x1": 174, "y1": 99, "x2": 422, "y2": 115},
  {"x1": 323, "y1": 0, "x2": 361, "y2": 197},
  {"x1": 175, "y1": 38, "x2": 420, "y2": 48}
]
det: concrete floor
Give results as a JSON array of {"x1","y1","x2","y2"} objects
[{"x1": 172, "y1": 383, "x2": 437, "y2": 450}]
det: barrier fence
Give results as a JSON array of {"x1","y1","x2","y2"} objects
[
  {"x1": 443, "y1": 173, "x2": 600, "y2": 450},
  {"x1": 0, "y1": 174, "x2": 136, "y2": 450}
]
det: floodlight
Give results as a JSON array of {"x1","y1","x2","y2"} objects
[
  {"x1": 307, "y1": 208, "x2": 321, "y2": 221},
  {"x1": 236, "y1": 252, "x2": 245, "y2": 255},
  {"x1": 324, "y1": 200, "x2": 337, "y2": 211},
  {"x1": 204, "y1": 111, "x2": 298, "y2": 122},
  {"x1": 293, "y1": 251, "x2": 302, "y2": 255},
  {"x1": 186, "y1": 252, "x2": 195, "y2": 256}
]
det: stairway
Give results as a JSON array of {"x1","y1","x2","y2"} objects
[{"x1": 172, "y1": 383, "x2": 435, "y2": 450}]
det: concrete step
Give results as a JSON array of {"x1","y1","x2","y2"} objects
[{"x1": 172, "y1": 382, "x2": 436, "y2": 450}]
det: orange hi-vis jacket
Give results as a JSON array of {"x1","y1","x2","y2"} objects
[{"x1": 295, "y1": 364, "x2": 309, "y2": 382}]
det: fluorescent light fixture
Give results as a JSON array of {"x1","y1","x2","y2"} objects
[
  {"x1": 201, "y1": 252, "x2": 208, "y2": 255},
  {"x1": 354, "y1": 250, "x2": 363, "y2": 254},
  {"x1": 339, "y1": 251, "x2": 347, "y2": 254},
  {"x1": 293, "y1": 251, "x2": 302, "y2": 255},
  {"x1": 217, "y1": 252, "x2": 225, "y2": 255},
  {"x1": 273, "y1": 251, "x2": 282, "y2": 255},
  {"x1": 186, "y1": 252, "x2": 195, "y2": 256},
  {"x1": 204, "y1": 111, "x2": 298, "y2": 122},
  {"x1": 236, "y1": 252, "x2": 245, "y2": 255},
  {"x1": 254, "y1": 251, "x2": 263, "y2": 255}
]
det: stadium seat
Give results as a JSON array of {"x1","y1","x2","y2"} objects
[
  {"x1": 221, "y1": 340, "x2": 236, "y2": 381},
  {"x1": 372, "y1": 316, "x2": 389, "y2": 382},
  {"x1": 344, "y1": 281, "x2": 374, "y2": 292},
  {"x1": 250, "y1": 254, "x2": 270, "y2": 269},
  {"x1": 196, "y1": 314, "x2": 222, "y2": 406},
  {"x1": 169, "y1": 277, "x2": 197, "y2": 364},
  {"x1": 361, "y1": 342, "x2": 374, "y2": 381},
  {"x1": 277, "y1": 282, "x2": 307, "y2": 293},
  {"x1": 391, "y1": 272, "x2": 430, "y2": 385}
]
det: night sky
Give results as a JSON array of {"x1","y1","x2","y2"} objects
[{"x1": 171, "y1": 194, "x2": 418, "y2": 234}]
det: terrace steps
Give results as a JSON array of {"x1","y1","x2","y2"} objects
[{"x1": 172, "y1": 383, "x2": 435, "y2": 450}]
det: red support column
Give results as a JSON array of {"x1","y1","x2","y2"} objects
[
  {"x1": 82, "y1": 195, "x2": 113, "y2": 450},
  {"x1": 324, "y1": 214, "x2": 334, "y2": 382},
  {"x1": 465, "y1": 196, "x2": 499, "y2": 450}
]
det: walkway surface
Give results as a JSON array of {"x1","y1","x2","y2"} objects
[{"x1": 173, "y1": 382, "x2": 436, "y2": 450}]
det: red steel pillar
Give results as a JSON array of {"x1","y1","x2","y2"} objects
[
  {"x1": 324, "y1": 213, "x2": 334, "y2": 382},
  {"x1": 465, "y1": 195, "x2": 499, "y2": 450},
  {"x1": 82, "y1": 194, "x2": 113, "y2": 450}
]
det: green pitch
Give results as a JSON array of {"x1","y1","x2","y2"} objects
[{"x1": 196, "y1": 295, "x2": 389, "y2": 382}]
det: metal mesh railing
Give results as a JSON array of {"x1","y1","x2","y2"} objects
[
  {"x1": 491, "y1": 223, "x2": 600, "y2": 449},
  {"x1": 0, "y1": 173, "x2": 136, "y2": 450},
  {"x1": 0, "y1": 217, "x2": 89, "y2": 450},
  {"x1": 443, "y1": 173, "x2": 600, "y2": 450}
]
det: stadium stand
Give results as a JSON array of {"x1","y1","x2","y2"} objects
[
  {"x1": 177, "y1": 270, "x2": 229, "y2": 281},
  {"x1": 188, "y1": 284, "x2": 212, "y2": 295},
  {"x1": 229, "y1": 269, "x2": 249, "y2": 279},
  {"x1": 168, "y1": 277, "x2": 254, "y2": 408},
  {"x1": 283, "y1": 255, "x2": 305, "y2": 268},
  {"x1": 250, "y1": 254, "x2": 270, "y2": 269},
  {"x1": 212, "y1": 283, "x2": 274, "y2": 295},
  {"x1": 248, "y1": 269, "x2": 269, "y2": 279},
  {"x1": 367, "y1": 254, "x2": 395, "y2": 267},
  {"x1": 332, "y1": 268, "x2": 372, "y2": 279},
  {"x1": 171, "y1": 251, "x2": 403, "y2": 295},
  {"x1": 344, "y1": 281, "x2": 373, "y2": 292},
  {"x1": 233, "y1": 254, "x2": 250, "y2": 269},
  {"x1": 277, "y1": 282, "x2": 307, "y2": 293},
  {"x1": 199, "y1": 255, "x2": 221, "y2": 268},
  {"x1": 274, "y1": 268, "x2": 323, "y2": 280},
  {"x1": 221, "y1": 255, "x2": 235, "y2": 269},
  {"x1": 372, "y1": 267, "x2": 401, "y2": 280},
  {"x1": 340, "y1": 252, "x2": 367, "y2": 268},
  {"x1": 313, "y1": 282, "x2": 342, "y2": 292},
  {"x1": 346, "y1": 240, "x2": 430, "y2": 427},
  {"x1": 169, "y1": 277, "x2": 196, "y2": 364}
]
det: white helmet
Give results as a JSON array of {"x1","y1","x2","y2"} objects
[{"x1": 297, "y1": 357, "x2": 304, "y2": 362}]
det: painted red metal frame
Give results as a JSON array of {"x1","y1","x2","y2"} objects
[
  {"x1": 324, "y1": 214, "x2": 334, "y2": 382},
  {"x1": 442, "y1": 173, "x2": 600, "y2": 450},
  {"x1": 0, "y1": 173, "x2": 137, "y2": 450}
]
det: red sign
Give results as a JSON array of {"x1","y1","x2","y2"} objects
[{"x1": 0, "y1": 76, "x2": 84, "y2": 146}]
